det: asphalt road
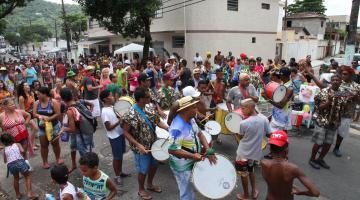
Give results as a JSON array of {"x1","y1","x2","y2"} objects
[{"x1": 0, "y1": 120, "x2": 359, "y2": 200}]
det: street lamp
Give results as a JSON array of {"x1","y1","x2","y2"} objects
[{"x1": 15, "y1": 33, "x2": 20, "y2": 53}]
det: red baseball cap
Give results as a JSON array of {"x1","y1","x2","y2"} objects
[{"x1": 269, "y1": 130, "x2": 288, "y2": 147}]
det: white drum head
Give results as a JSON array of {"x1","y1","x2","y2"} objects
[
  {"x1": 202, "y1": 131, "x2": 212, "y2": 144},
  {"x1": 216, "y1": 103, "x2": 228, "y2": 111},
  {"x1": 155, "y1": 127, "x2": 170, "y2": 139},
  {"x1": 151, "y1": 139, "x2": 170, "y2": 161},
  {"x1": 273, "y1": 85, "x2": 286, "y2": 103},
  {"x1": 224, "y1": 113, "x2": 242, "y2": 133},
  {"x1": 192, "y1": 154, "x2": 237, "y2": 199},
  {"x1": 114, "y1": 100, "x2": 132, "y2": 116},
  {"x1": 204, "y1": 121, "x2": 221, "y2": 136}
]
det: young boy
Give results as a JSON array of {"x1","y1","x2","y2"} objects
[
  {"x1": 51, "y1": 165, "x2": 79, "y2": 200},
  {"x1": 235, "y1": 99, "x2": 269, "y2": 200},
  {"x1": 261, "y1": 130, "x2": 320, "y2": 200},
  {"x1": 106, "y1": 74, "x2": 122, "y2": 100},
  {"x1": 100, "y1": 89, "x2": 130, "y2": 185},
  {"x1": 77, "y1": 152, "x2": 117, "y2": 200}
]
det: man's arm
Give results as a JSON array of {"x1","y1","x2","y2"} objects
[
  {"x1": 292, "y1": 167, "x2": 320, "y2": 197},
  {"x1": 122, "y1": 123, "x2": 147, "y2": 154},
  {"x1": 269, "y1": 88, "x2": 293, "y2": 109}
]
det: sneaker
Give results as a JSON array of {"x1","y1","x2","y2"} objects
[
  {"x1": 309, "y1": 159, "x2": 320, "y2": 169},
  {"x1": 25, "y1": 160, "x2": 33, "y2": 172},
  {"x1": 317, "y1": 159, "x2": 330, "y2": 169},
  {"x1": 114, "y1": 176, "x2": 123, "y2": 186},
  {"x1": 333, "y1": 149, "x2": 342, "y2": 157}
]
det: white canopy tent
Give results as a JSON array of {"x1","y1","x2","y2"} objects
[{"x1": 114, "y1": 43, "x2": 156, "y2": 61}]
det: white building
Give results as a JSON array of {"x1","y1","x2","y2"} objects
[
  {"x1": 327, "y1": 15, "x2": 349, "y2": 31},
  {"x1": 84, "y1": 0, "x2": 280, "y2": 61}
]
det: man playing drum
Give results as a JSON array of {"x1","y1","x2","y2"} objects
[
  {"x1": 168, "y1": 96, "x2": 216, "y2": 200},
  {"x1": 122, "y1": 87, "x2": 169, "y2": 200},
  {"x1": 158, "y1": 73, "x2": 182, "y2": 110},
  {"x1": 234, "y1": 99, "x2": 270, "y2": 200},
  {"x1": 227, "y1": 73, "x2": 258, "y2": 112},
  {"x1": 261, "y1": 130, "x2": 320, "y2": 200}
]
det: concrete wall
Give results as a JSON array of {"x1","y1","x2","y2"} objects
[{"x1": 289, "y1": 18, "x2": 326, "y2": 39}]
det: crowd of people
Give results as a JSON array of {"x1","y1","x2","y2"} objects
[{"x1": 0, "y1": 50, "x2": 358, "y2": 200}]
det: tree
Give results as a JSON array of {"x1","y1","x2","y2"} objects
[
  {"x1": 61, "y1": 12, "x2": 87, "y2": 42},
  {"x1": 288, "y1": 0, "x2": 326, "y2": 15},
  {"x1": 0, "y1": 0, "x2": 33, "y2": 19},
  {"x1": 76, "y1": 0, "x2": 162, "y2": 65}
]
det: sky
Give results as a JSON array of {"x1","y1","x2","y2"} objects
[
  {"x1": 287, "y1": 0, "x2": 352, "y2": 16},
  {"x1": 44, "y1": 0, "x2": 78, "y2": 5}
]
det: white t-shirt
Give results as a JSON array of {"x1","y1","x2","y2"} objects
[
  {"x1": 60, "y1": 182, "x2": 78, "y2": 200},
  {"x1": 101, "y1": 106, "x2": 122, "y2": 139}
]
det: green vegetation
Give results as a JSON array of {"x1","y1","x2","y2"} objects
[
  {"x1": 2, "y1": 0, "x2": 86, "y2": 46},
  {"x1": 0, "y1": 0, "x2": 33, "y2": 19},
  {"x1": 288, "y1": 0, "x2": 326, "y2": 15}
]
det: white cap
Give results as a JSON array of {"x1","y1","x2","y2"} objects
[
  {"x1": 169, "y1": 55, "x2": 176, "y2": 60},
  {"x1": 165, "y1": 63, "x2": 171, "y2": 68},
  {"x1": 124, "y1": 60, "x2": 131, "y2": 65},
  {"x1": 182, "y1": 86, "x2": 200, "y2": 98}
]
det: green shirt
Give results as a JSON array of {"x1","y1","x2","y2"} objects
[
  {"x1": 116, "y1": 69, "x2": 128, "y2": 89},
  {"x1": 106, "y1": 83, "x2": 122, "y2": 97}
]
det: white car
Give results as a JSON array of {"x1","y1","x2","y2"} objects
[{"x1": 0, "y1": 49, "x2": 6, "y2": 54}]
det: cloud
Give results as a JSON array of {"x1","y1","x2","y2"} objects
[{"x1": 44, "y1": 0, "x2": 78, "y2": 5}]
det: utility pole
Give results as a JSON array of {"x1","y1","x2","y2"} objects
[
  {"x1": 345, "y1": 0, "x2": 360, "y2": 65},
  {"x1": 61, "y1": 0, "x2": 71, "y2": 59},
  {"x1": 283, "y1": 0, "x2": 288, "y2": 30},
  {"x1": 55, "y1": 19, "x2": 58, "y2": 47}
]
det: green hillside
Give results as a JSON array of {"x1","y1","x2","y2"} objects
[{"x1": 4, "y1": 0, "x2": 82, "y2": 34}]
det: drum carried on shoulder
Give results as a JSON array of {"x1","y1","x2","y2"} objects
[
  {"x1": 114, "y1": 96, "x2": 135, "y2": 116},
  {"x1": 265, "y1": 81, "x2": 287, "y2": 103}
]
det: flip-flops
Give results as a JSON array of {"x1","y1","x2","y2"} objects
[
  {"x1": 146, "y1": 186, "x2": 162, "y2": 193},
  {"x1": 138, "y1": 192, "x2": 152, "y2": 200}
]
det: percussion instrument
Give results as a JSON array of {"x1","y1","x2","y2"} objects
[
  {"x1": 155, "y1": 127, "x2": 170, "y2": 139},
  {"x1": 151, "y1": 138, "x2": 171, "y2": 162},
  {"x1": 265, "y1": 81, "x2": 287, "y2": 103},
  {"x1": 114, "y1": 96, "x2": 135, "y2": 116},
  {"x1": 224, "y1": 108, "x2": 247, "y2": 134},
  {"x1": 160, "y1": 110, "x2": 170, "y2": 124},
  {"x1": 204, "y1": 121, "x2": 221, "y2": 136},
  {"x1": 215, "y1": 103, "x2": 232, "y2": 135},
  {"x1": 192, "y1": 154, "x2": 237, "y2": 199}
]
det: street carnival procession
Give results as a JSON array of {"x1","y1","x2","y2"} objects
[{"x1": 0, "y1": 0, "x2": 359, "y2": 200}]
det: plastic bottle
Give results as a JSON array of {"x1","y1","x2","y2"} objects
[{"x1": 45, "y1": 194, "x2": 56, "y2": 200}]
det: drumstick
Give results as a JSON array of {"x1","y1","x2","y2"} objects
[
  {"x1": 199, "y1": 113, "x2": 214, "y2": 123},
  {"x1": 148, "y1": 148, "x2": 163, "y2": 152},
  {"x1": 160, "y1": 136, "x2": 170, "y2": 148}
]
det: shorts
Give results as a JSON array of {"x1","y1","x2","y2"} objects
[
  {"x1": 109, "y1": 135, "x2": 126, "y2": 160},
  {"x1": 76, "y1": 133, "x2": 93, "y2": 157},
  {"x1": 70, "y1": 133, "x2": 77, "y2": 151},
  {"x1": 134, "y1": 152, "x2": 158, "y2": 175},
  {"x1": 337, "y1": 118, "x2": 352, "y2": 138},
  {"x1": 87, "y1": 99, "x2": 101, "y2": 117},
  {"x1": 18, "y1": 138, "x2": 28, "y2": 146},
  {"x1": 7, "y1": 159, "x2": 29, "y2": 175},
  {"x1": 235, "y1": 159, "x2": 258, "y2": 177},
  {"x1": 312, "y1": 124, "x2": 336, "y2": 145},
  {"x1": 38, "y1": 122, "x2": 61, "y2": 137}
]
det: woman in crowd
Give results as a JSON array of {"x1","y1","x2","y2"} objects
[
  {"x1": 51, "y1": 78, "x2": 63, "y2": 103},
  {"x1": 18, "y1": 82, "x2": 39, "y2": 151},
  {"x1": 128, "y1": 63, "x2": 140, "y2": 96},
  {"x1": 31, "y1": 80, "x2": 41, "y2": 101},
  {"x1": 33, "y1": 86, "x2": 63, "y2": 169},
  {"x1": 100, "y1": 67, "x2": 111, "y2": 91},
  {"x1": 0, "y1": 80, "x2": 12, "y2": 101}
]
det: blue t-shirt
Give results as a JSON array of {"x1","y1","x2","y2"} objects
[
  {"x1": 145, "y1": 68, "x2": 156, "y2": 88},
  {"x1": 26, "y1": 67, "x2": 37, "y2": 86}
]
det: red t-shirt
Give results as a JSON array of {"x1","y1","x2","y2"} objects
[{"x1": 56, "y1": 64, "x2": 66, "y2": 78}]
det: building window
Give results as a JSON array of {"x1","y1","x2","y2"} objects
[
  {"x1": 261, "y1": 3, "x2": 270, "y2": 10},
  {"x1": 252, "y1": 37, "x2": 256, "y2": 43},
  {"x1": 89, "y1": 18, "x2": 94, "y2": 29},
  {"x1": 227, "y1": 0, "x2": 238, "y2": 11},
  {"x1": 172, "y1": 36, "x2": 185, "y2": 48},
  {"x1": 287, "y1": 20, "x2": 292, "y2": 28},
  {"x1": 321, "y1": 21, "x2": 324, "y2": 27},
  {"x1": 155, "y1": 8, "x2": 163, "y2": 18}
]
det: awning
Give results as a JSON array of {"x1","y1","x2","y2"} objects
[{"x1": 78, "y1": 40, "x2": 106, "y2": 46}]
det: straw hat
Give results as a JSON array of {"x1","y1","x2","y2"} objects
[
  {"x1": 85, "y1": 65, "x2": 95, "y2": 71},
  {"x1": 177, "y1": 96, "x2": 199, "y2": 112}
]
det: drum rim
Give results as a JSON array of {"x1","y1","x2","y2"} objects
[
  {"x1": 272, "y1": 85, "x2": 286, "y2": 103},
  {"x1": 204, "y1": 120, "x2": 221, "y2": 136},
  {"x1": 224, "y1": 112, "x2": 243, "y2": 134},
  {"x1": 151, "y1": 138, "x2": 170, "y2": 161},
  {"x1": 191, "y1": 153, "x2": 237, "y2": 199}
]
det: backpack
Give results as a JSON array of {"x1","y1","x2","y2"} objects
[{"x1": 70, "y1": 103, "x2": 97, "y2": 135}]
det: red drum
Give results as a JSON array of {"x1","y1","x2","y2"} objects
[{"x1": 265, "y1": 82, "x2": 287, "y2": 103}]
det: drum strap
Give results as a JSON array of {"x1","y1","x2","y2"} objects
[{"x1": 133, "y1": 104, "x2": 155, "y2": 133}]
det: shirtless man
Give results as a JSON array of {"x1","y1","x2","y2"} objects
[
  {"x1": 209, "y1": 69, "x2": 225, "y2": 143},
  {"x1": 261, "y1": 130, "x2": 320, "y2": 200}
]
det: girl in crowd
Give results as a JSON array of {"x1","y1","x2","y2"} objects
[
  {"x1": 0, "y1": 80, "x2": 12, "y2": 101},
  {"x1": 33, "y1": 86, "x2": 63, "y2": 169},
  {"x1": 31, "y1": 80, "x2": 41, "y2": 101},
  {"x1": 17, "y1": 82, "x2": 39, "y2": 151},
  {"x1": 128, "y1": 63, "x2": 140, "y2": 96}
]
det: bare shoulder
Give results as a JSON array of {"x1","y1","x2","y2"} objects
[{"x1": 260, "y1": 159, "x2": 271, "y2": 167}]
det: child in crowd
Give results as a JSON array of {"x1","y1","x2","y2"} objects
[
  {"x1": 50, "y1": 165, "x2": 78, "y2": 200},
  {"x1": 1, "y1": 133, "x2": 37, "y2": 200},
  {"x1": 77, "y1": 152, "x2": 117, "y2": 200},
  {"x1": 261, "y1": 130, "x2": 320, "y2": 200}
]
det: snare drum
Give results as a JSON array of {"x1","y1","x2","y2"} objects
[
  {"x1": 114, "y1": 96, "x2": 135, "y2": 116},
  {"x1": 265, "y1": 81, "x2": 287, "y2": 103},
  {"x1": 151, "y1": 139, "x2": 171, "y2": 162},
  {"x1": 155, "y1": 127, "x2": 170, "y2": 139},
  {"x1": 204, "y1": 121, "x2": 221, "y2": 136},
  {"x1": 215, "y1": 103, "x2": 232, "y2": 135},
  {"x1": 224, "y1": 108, "x2": 247, "y2": 134},
  {"x1": 192, "y1": 154, "x2": 237, "y2": 199}
]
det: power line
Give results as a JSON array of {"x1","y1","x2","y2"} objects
[
  {"x1": 161, "y1": 0, "x2": 198, "y2": 10},
  {"x1": 162, "y1": 0, "x2": 206, "y2": 14}
]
